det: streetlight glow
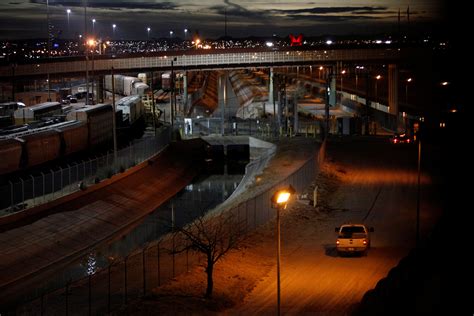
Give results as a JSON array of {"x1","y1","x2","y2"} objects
[
  {"x1": 276, "y1": 192, "x2": 291, "y2": 204},
  {"x1": 271, "y1": 185, "x2": 296, "y2": 316}
]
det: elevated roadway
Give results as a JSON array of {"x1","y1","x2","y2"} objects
[{"x1": 0, "y1": 47, "x2": 403, "y2": 79}]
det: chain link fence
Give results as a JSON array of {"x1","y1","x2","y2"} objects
[
  {"x1": 0, "y1": 127, "x2": 171, "y2": 215},
  {"x1": 4, "y1": 138, "x2": 324, "y2": 315}
]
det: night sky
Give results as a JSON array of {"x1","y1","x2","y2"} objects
[{"x1": 0, "y1": 0, "x2": 446, "y2": 40}]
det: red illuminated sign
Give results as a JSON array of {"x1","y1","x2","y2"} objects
[{"x1": 289, "y1": 34, "x2": 303, "y2": 46}]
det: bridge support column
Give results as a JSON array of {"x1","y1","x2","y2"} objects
[
  {"x1": 388, "y1": 64, "x2": 399, "y2": 130},
  {"x1": 269, "y1": 68, "x2": 274, "y2": 106},
  {"x1": 183, "y1": 72, "x2": 188, "y2": 113},
  {"x1": 97, "y1": 75, "x2": 104, "y2": 103},
  {"x1": 329, "y1": 66, "x2": 336, "y2": 107}
]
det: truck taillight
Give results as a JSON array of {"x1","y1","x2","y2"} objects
[
  {"x1": 363, "y1": 239, "x2": 367, "y2": 245},
  {"x1": 336, "y1": 239, "x2": 340, "y2": 245}
]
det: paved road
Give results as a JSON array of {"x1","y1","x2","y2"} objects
[{"x1": 234, "y1": 137, "x2": 442, "y2": 315}]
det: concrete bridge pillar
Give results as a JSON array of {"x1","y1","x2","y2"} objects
[
  {"x1": 97, "y1": 75, "x2": 104, "y2": 103},
  {"x1": 329, "y1": 66, "x2": 336, "y2": 106},
  {"x1": 388, "y1": 64, "x2": 399, "y2": 118},
  {"x1": 269, "y1": 67, "x2": 274, "y2": 105},
  {"x1": 183, "y1": 71, "x2": 188, "y2": 112}
]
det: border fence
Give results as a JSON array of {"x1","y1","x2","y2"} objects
[{"x1": 0, "y1": 127, "x2": 171, "y2": 215}]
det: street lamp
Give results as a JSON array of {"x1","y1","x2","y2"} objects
[
  {"x1": 184, "y1": 28, "x2": 188, "y2": 40},
  {"x1": 405, "y1": 77, "x2": 412, "y2": 104},
  {"x1": 66, "y1": 9, "x2": 71, "y2": 37},
  {"x1": 271, "y1": 185, "x2": 296, "y2": 316},
  {"x1": 170, "y1": 30, "x2": 173, "y2": 38},
  {"x1": 319, "y1": 66, "x2": 323, "y2": 79},
  {"x1": 87, "y1": 39, "x2": 96, "y2": 104},
  {"x1": 92, "y1": 18, "x2": 96, "y2": 36},
  {"x1": 112, "y1": 24, "x2": 116, "y2": 38},
  {"x1": 147, "y1": 27, "x2": 151, "y2": 39},
  {"x1": 340, "y1": 70, "x2": 346, "y2": 102},
  {"x1": 375, "y1": 75, "x2": 381, "y2": 103}
]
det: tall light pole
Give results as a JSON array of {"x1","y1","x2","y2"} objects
[
  {"x1": 271, "y1": 186, "x2": 295, "y2": 316},
  {"x1": 112, "y1": 24, "x2": 116, "y2": 39},
  {"x1": 340, "y1": 69, "x2": 346, "y2": 102},
  {"x1": 147, "y1": 27, "x2": 151, "y2": 40},
  {"x1": 416, "y1": 137, "x2": 421, "y2": 247},
  {"x1": 92, "y1": 18, "x2": 96, "y2": 36},
  {"x1": 169, "y1": 30, "x2": 173, "y2": 38},
  {"x1": 170, "y1": 57, "x2": 177, "y2": 126},
  {"x1": 375, "y1": 75, "x2": 381, "y2": 103},
  {"x1": 66, "y1": 9, "x2": 71, "y2": 38},
  {"x1": 87, "y1": 39, "x2": 96, "y2": 105},
  {"x1": 405, "y1": 77, "x2": 412, "y2": 104},
  {"x1": 184, "y1": 28, "x2": 188, "y2": 40},
  {"x1": 46, "y1": 0, "x2": 51, "y2": 101}
]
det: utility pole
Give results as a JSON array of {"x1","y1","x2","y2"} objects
[
  {"x1": 46, "y1": 0, "x2": 51, "y2": 101},
  {"x1": 84, "y1": 0, "x2": 89, "y2": 105},
  {"x1": 111, "y1": 67, "x2": 118, "y2": 164},
  {"x1": 151, "y1": 71, "x2": 156, "y2": 135}
]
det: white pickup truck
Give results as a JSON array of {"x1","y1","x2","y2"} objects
[{"x1": 335, "y1": 224, "x2": 374, "y2": 256}]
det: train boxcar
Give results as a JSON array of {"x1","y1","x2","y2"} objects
[
  {"x1": 67, "y1": 104, "x2": 113, "y2": 147},
  {"x1": 0, "y1": 138, "x2": 23, "y2": 175},
  {"x1": 22, "y1": 130, "x2": 61, "y2": 168},
  {"x1": 116, "y1": 95, "x2": 144, "y2": 125},
  {"x1": 161, "y1": 72, "x2": 171, "y2": 90},
  {"x1": 13, "y1": 102, "x2": 62, "y2": 125},
  {"x1": 57, "y1": 121, "x2": 89, "y2": 155},
  {"x1": 104, "y1": 74, "x2": 149, "y2": 96}
]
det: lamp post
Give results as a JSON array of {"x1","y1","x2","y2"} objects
[
  {"x1": 66, "y1": 9, "x2": 71, "y2": 37},
  {"x1": 319, "y1": 66, "x2": 323, "y2": 80},
  {"x1": 169, "y1": 30, "x2": 173, "y2": 38},
  {"x1": 170, "y1": 57, "x2": 177, "y2": 126},
  {"x1": 87, "y1": 39, "x2": 96, "y2": 104},
  {"x1": 340, "y1": 70, "x2": 346, "y2": 102},
  {"x1": 92, "y1": 18, "x2": 96, "y2": 36},
  {"x1": 184, "y1": 28, "x2": 188, "y2": 40},
  {"x1": 147, "y1": 27, "x2": 151, "y2": 40},
  {"x1": 405, "y1": 77, "x2": 412, "y2": 104},
  {"x1": 271, "y1": 186, "x2": 295, "y2": 316},
  {"x1": 375, "y1": 75, "x2": 381, "y2": 103},
  {"x1": 112, "y1": 24, "x2": 116, "y2": 38}
]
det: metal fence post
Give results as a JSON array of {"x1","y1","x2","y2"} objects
[
  {"x1": 20, "y1": 177, "x2": 24, "y2": 205},
  {"x1": 157, "y1": 243, "x2": 161, "y2": 286},
  {"x1": 50, "y1": 169, "x2": 54, "y2": 199},
  {"x1": 124, "y1": 256, "x2": 128, "y2": 305},
  {"x1": 65, "y1": 281, "x2": 69, "y2": 316},
  {"x1": 142, "y1": 248, "x2": 147, "y2": 296},
  {"x1": 9, "y1": 180, "x2": 13, "y2": 209},
  {"x1": 67, "y1": 164, "x2": 71, "y2": 193},
  {"x1": 108, "y1": 265, "x2": 111, "y2": 314},
  {"x1": 41, "y1": 172, "x2": 45, "y2": 203},
  {"x1": 40, "y1": 292, "x2": 44, "y2": 316},
  {"x1": 88, "y1": 274, "x2": 92, "y2": 316},
  {"x1": 30, "y1": 175, "x2": 35, "y2": 206},
  {"x1": 60, "y1": 167, "x2": 63, "y2": 197}
]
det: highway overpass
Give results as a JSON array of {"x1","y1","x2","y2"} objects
[{"x1": 0, "y1": 47, "x2": 403, "y2": 79}]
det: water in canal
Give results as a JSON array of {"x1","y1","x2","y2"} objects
[{"x1": 40, "y1": 163, "x2": 244, "y2": 292}]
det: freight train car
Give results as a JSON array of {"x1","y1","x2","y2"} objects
[
  {"x1": 104, "y1": 74, "x2": 149, "y2": 96},
  {"x1": 0, "y1": 138, "x2": 23, "y2": 175},
  {"x1": 13, "y1": 102, "x2": 62, "y2": 125},
  {"x1": 66, "y1": 104, "x2": 113, "y2": 147},
  {"x1": 0, "y1": 120, "x2": 89, "y2": 175},
  {"x1": 116, "y1": 95, "x2": 144, "y2": 125},
  {"x1": 22, "y1": 130, "x2": 62, "y2": 168}
]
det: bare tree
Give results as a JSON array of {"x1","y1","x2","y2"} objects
[{"x1": 174, "y1": 210, "x2": 244, "y2": 298}]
